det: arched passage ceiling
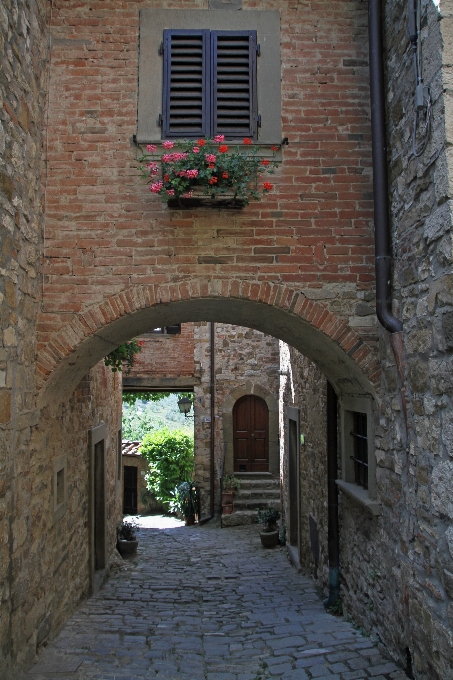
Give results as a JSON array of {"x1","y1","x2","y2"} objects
[{"x1": 37, "y1": 292, "x2": 379, "y2": 409}]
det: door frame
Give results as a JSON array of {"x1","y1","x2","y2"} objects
[
  {"x1": 222, "y1": 382, "x2": 279, "y2": 476},
  {"x1": 233, "y1": 394, "x2": 270, "y2": 472},
  {"x1": 123, "y1": 465, "x2": 138, "y2": 514},
  {"x1": 286, "y1": 406, "x2": 300, "y2": 569},
  {"x1": 88, "y1": 423, "x2": 107, "y2": 594}
]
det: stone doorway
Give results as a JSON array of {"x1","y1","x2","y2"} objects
[
  {"x1": 233, "y1": 394, "x2": 269, "y2": 472},
  {"x1": 123, "y1": 465, "x2": 138, "y2": 515}
]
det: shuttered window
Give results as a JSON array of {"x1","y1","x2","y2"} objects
[{"x1": 162, "y1": 29, "x2": 258, "y2": 140}]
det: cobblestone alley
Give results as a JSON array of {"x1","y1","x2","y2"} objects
[{"x1": 19, "y1": 518, "x2": 407, "y2": 680}]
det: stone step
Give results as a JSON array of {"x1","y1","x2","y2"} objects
[
  {"x1": 233, "y1": 498, "x2": 281, "y2": 511},
  {"x1": 221, "y1": 510, "x2": 258, "y2": 527},
  {"x1": 234, "y1": 472, "x2": 278, "y2": 482},
  {"x1": 235, "y1": 479, "x2": 280, "y2": 491},
  {"x1": 235, "y1": 489, "x2": 281, "y2": 501}
]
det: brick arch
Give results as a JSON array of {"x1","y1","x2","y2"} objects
[{"x1": 36, "y1": 279, "x2": 380, "y2": 407}]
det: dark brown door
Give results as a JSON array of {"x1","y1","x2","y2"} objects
[
  {"x1": 123, "y1": 466, "x2": 138, "y2": 514},
  {"x1": 233, "y1": 395, "x2": 269, "y2": 472}
]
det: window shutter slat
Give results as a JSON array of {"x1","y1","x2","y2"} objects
[
  {"x1": 211, "y1": 30, "x2": 257, "y2": 140},
  {"x1": 163, "y1": 29, "x2": 210, "y2": 138}
]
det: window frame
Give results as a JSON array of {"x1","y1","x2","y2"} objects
[
  {"x1": 336, "y1": 396, "x2": 380, "y2": 516},
  {"x1": 137, "y1": 9, "x2": 281, "y2": 152}
]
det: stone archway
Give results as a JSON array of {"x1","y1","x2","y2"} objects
[
  {"x1": 36, "y1": 279, "x2": 379, "y2": 409},
  {"x1": 222, "y1": 382, "x2": 279, "y2": 477}
]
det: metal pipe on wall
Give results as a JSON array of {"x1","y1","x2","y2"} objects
[
  {"x1": 368, "y1": 0, "x2": 403, "y2": 336},
  {"x1": 368, "y1": 0, "x2": 407, "y2": 428}
]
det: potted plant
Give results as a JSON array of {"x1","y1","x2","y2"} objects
[
  {"x1": 221, "y1": 474, "x2": 241, "y2": 514},
  {"x1": 116, "y1": 519, "x2": 139, "y2": 556},
  {"x1": 257, "y1": 506, "x2": 281, "y2": 548},
  {"x1": 174, "y1": 481, "x2": 200, "y2": 526},
  {"x1": 140, "y1": 137, "x2": 278, "y2": 209}
]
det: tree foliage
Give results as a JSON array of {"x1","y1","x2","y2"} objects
[
  {"x1": 104, "y1": 338, "x2": 143, "y2": 373},
  {"x1": 122, "y1": 391, "x2": 193, "y2": 406},
  {"x1": 139, "y1": 428, "x2": 194, "y2": 507}
]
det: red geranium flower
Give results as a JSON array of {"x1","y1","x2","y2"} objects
[
  {"x1": 222, "y1": 172, "x2": 229, "y2": 179},
  {"x1": 208, "y1": 163, "x2": 215, "y2": 169},
  {"x1": 243, "y1": 138, "x2": 253, "y2": 145},
  {"x1": 197, "y1": 139, "x2": 206, "y2": 146},
  {"x1": 263, "y1": 181, "x2": 273, "y2": 191},
  {"x1": 271, "y1": 145, "x2": 279, "y2": 151},
  {"x1": 164, "y1": 174, "x2": 170, "y2": 181},
  {"x1": 209, "y1": 176, "x2": 218, "y2": 184},
  {"x1": 261, "y1": 159, "x2": 270, "y2": 166},
  {"x1": 218, "y1": 145, "x2": 228, "y2": 153}
]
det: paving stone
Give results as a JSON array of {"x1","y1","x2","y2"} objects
[{"x1": 18, "y1": 521, "x2": 405, "y2": 680}]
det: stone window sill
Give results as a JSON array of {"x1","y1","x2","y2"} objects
[
  {"x1": 336, "y1": 480, "x2": 381, "y2": 516},
  {"x1": 53, "y1": 501, "x2": 67, "y2": 525}
]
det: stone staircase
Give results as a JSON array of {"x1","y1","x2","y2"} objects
[{"x1": 221, "y1": 472, "x2": 281, "y2": 527}]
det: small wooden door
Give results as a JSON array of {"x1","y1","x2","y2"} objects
[
  {"x1": 233, "y1": 395, "x2": 269, "y2": 472},
  {"x1": 123, "y1": 466, "x2": 138, "y2": 514}
]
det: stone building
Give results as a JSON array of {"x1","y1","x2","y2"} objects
[
  {"x1": 1, "y1": 0, "x2": 453, "y2": 678},
  {"x1": 123, "y1": 322, "x2": 281, "y2": 519}
]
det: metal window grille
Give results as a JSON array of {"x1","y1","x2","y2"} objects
[
  {"x1": 350, "y1": 412, "x2": 368, "y2": 490},
  {"x1": 162, "y1": 29, "x2": 258, "y2": 140},
  {"x1": 147, "y1": 325, "x2": 181, "y2": 335}
]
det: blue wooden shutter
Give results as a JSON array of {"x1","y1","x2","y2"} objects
[
  {"x1": 162, "y1": 29, "x2": 210, "y2": 138},
  {"x1": 211, "y1": 30, "x2": 257, "y2": 140}
]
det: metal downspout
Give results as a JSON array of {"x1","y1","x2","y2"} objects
[
  {"x1": 368, "y1": 0, "x2": 403, "y2": 336},
  {"x1": 368, "y1": 0, "x2": 407, "y2": 426}
]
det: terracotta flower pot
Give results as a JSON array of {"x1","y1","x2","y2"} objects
[
  {"x1": 222, "y1": 503, "x2": 234, "y2": 515},
  {"x1": 222, "y1": 491, "x2": 234, "y2": 505},
  {"x1": 185, "y1": 515, "x2": 195, "y2": 526},
  {"x1": 117, "y1": 539, "x2": 138, "y2": 555},
  {"x1": 259, "y1": 529, "x2": 279, "y2": 548}
]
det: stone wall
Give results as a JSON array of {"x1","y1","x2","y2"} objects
[
  {"x1": 1, "y1": 0, "x2": 48, "y2": 673},
  {"x1": 3, "y1": 360, "x2": 123, "y2": 674},
  {"x1": 280, "y1": 345, "x2": 329, "y2": 587},
  {"x1": 193, "y1": 323, "x2": 280, "y2": 516}
]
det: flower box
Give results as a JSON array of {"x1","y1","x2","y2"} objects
[{"x1": 140, "y1": 137, "x2": 278, "y2": 209}]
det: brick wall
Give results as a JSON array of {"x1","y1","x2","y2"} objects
[
  {"x1": 36, "y1": 0, "x2": 379, "y2": 401},
  {"x1": 127, "y1": 323, "x2": 195, "y2": 381}
]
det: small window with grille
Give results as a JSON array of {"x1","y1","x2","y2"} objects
[
  {"x1": 146, "y1": 325, "x2": 181, "y2": 335},
  {"x1": 350, "y1": 412, "x2": 368, "y2": 490},
  {"x1": 162, "y1": 29, "x2": 258, "y2": 140}
]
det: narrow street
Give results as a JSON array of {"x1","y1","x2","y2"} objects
[{"x1": 21, "y1": 519, "x2": 406, "y2": 680}]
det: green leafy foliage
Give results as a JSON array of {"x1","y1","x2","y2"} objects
[
  {"x1": 122, "y1": 394, "x2": 193, "y2": 440},
  {"x1": 116, "y1": 519, "x2": 138, "y2": 541},
  {"x1": 122, "y1": 391, "x2": 193, "y2": 406},
  {"x1": 140, "y1": 137, "x2": 279, "y2": 206},
  {"x1": 140, "y1": 428, "x2": 194, "y2": 507},
  {"x1": 222, "y1": 474, "x2": 241, "y2": 493},
  {"x1": 257, "y1": 506, "x2": 280, "y2": 531},
  {"x1": 104, "y1": 338, "x2": 144, "y2": 373}
]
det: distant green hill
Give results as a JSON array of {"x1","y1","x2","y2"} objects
[{"x1": 122, "y1": 393, "x2": 193, "y2": 441}]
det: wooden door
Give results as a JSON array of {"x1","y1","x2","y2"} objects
[
  {"x1": 123, "y1": 466, "x2": 138, "y2": 514},
  {"x1": 233, "y1": 395, "x2": 269, "y2": 472}
]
